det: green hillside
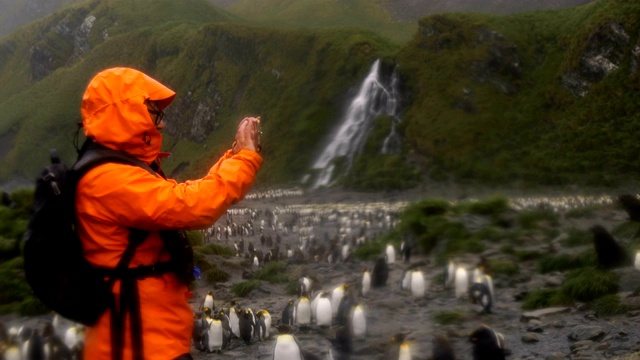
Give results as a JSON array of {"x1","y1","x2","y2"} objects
[{"x1": 0, "y1": 0, "x2": 638, "y2": 192}]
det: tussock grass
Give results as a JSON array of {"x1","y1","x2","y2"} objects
[
  {"x1": 522, "y1": 289, "x2": 571, "y2": 310},
  {"x1": 196, "y1": 243, "x2": 234, "y2": 257},
  {"x1": 203, "y1": 266, "x2": 231, "y2": 284},
  {"x1": 538, "y1": 250, "x2": 597, "y2": 273},
  {"x1": 561, "y1": 267, "x2": 619, "y2": 302},
  {"x1": 232, "y1": 280, "x2": 261, "y2": 298},
  {"x1": 252, "y1": 261, "x2": 290, "y2": 283},
  {"x1": 591, "y1": 294, "x2": 630, "y2": 317},
  {"x1": 489, "y1": 259, "x2": 519, "y2": 276}
]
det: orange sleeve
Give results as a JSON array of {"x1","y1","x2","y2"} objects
[{"x1": 76, "y1": 149, "x2": 262, "y2": 230}]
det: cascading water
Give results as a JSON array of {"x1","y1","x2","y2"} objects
[{"x1": 309, "y1": 59, "x2": 402, "y2": 188}]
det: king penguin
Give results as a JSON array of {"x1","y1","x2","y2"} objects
[
  {"x1": 203, "y1": 290, "x2": 215, "y2": 311},
  {"x1": 296, "y1": 295, "x2": 312, "y2": 326},
  {"x1": 331, "y1": 283, "x2": 348, "y2": 317},
  {"x1": 388, "y1": 333, "x2": 412, "y2": 360},
  {"x1": 454, "y1": 267, "x2": 469, "y2": 299},
  {"x1": 282, "y1": 299, "x2": 295, "y2": 326},
  {"x1": 385, "y1": 243, "x2": 396, "y2": 264},
  {"x1": 372, "y1": 257, "x2": 389, "y2": 287},
  {"x1": 273, "y1": 325, "x2": 303, "y2": 360},
  {"x1": 361, "y1": 268, "x2": 371, "y2": 296},
  {"x1": 315, "y1": 292, "x2": 333, "y2": 327},
  {"x1": 228, "y1": 305, "x2": 241, "y2": 338},
  {"x1": 239, "y1": 309, "x2": 255, "y2": 345},
  {"x1": 410, "y1": 270, "x2": 426, "y2": 298},
  {"x1": 470, "y1": 325, "x2": 506, "y2": 360},
  {"x1": 256, "y1": 309, "x2": 272, "y2": 340},
  {"x1": 351, "y1": 304, "x2": 366, "y2": 340},
  {"x1": 206, "y1": 315, "x2": 224, "y2": 353}
]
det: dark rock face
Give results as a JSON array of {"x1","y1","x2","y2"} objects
[
  {"x1": 164, "y1": 91, "x2": 222, "y2": 143},
  {"x1": 28, "y1": 7, "x2": 95, "y2": 81},
  {"x1": 561, "y1": 22, "x2": 631, "y2": 97}
]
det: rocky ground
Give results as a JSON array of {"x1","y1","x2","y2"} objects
[{"x1": 185, "y1": 187, "x2": 640, "y2": 360}]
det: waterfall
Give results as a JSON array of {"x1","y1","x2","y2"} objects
[{"x1": 309, "y1": 59, "x2": 401, "y2": 188}]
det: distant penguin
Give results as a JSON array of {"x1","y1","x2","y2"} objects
[
  {"x1": 296, "y1": 296, "x2": 311, "y2": 326},
  {"x1": 217, "y1": 310, "x2": 232, "y2": 348},
  {"x1": 590, "y1": 225, "x2": 632, "y2": 269},
  {"x1": 351, "y1": 305, "x2": 366, "y2": 340},
  {"x1": 635, "y1": 251, "x2": 640, "y2": 270},
  {"x1": 282, "y1": 299, "x2": 295, "y2": 326},
  {"x1": 336, "y1": 288, "x2": 355, "y2": 327},
  {"x1": 299, "y1": 276, "x2": 312, "y2": 295},
  {"x1": 432, "y1": 335, "x2": 456, "y2": 360},
  {"x1": 23, "y1": 329, "x2": 44, "y2": 360},
  {"x1": 372, "y1": 257, "x2": 389, "y2": 287},
  {"x1": 331, "y1": 284, "x2": 348, "y2": 317},
  {"x1": 410, "y1": 270, "x2": 426, "y2": 298},
  {"x1": 400, "y1": 270, "x2": 412, "y2": 291},
  {"x1": 385, "y1": 244, "x2": 396, "y2": 264},
  {"x1": 455, "y1": 267, "x2": 469, "y2": 299},
  {"x1": 445, "y1": 260, "x2": 456, "y2": 288},
  {"x1": 316, "y1": 292, "x2": 333, "y2": 327},
  {"x1": 239, "y1": 309, "x2": 254, "y2": 345},
  {"x1": 470, "y1": 325, "x2": 505, "y2": 360},
  {"x1": 253, "y1": 255, "x2": 260, "y2": 267},
  {"x1": 361, "y1": 268, "x2": 371, "y2": 296},
  {"x1": 203, "y1": 290, "x2": 215, "y2": 311},
  {"x1": 3, "y1": 338, "x2": 21, "y2": 360},
  {"x1": 400, "y1": 240, "x2": 412, "y2": 263},
  {"x1": 273, "y1": 325, "x2": 303, "y2": 360},
  {"x1": 206, "y1": 316, "x2": 224, "y2": 353}
]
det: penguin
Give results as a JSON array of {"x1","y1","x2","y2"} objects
[
  {"x1": 295, "y1": 296, "x2": 311, "y2": 326},
  {"x1": 432, "y1": 335, "x2": 456, "y2": 360},
  {"x1": 315, "y1": 292, "x2": 333, "y2": 327},
  {"x1": 468, "y1": 282, "x2": 492, "y2": 313},
  {"x1": 203, "y1": 306, "x2": 212, "y2": 320},
  {"x1": 385, "y1": 243, "x2": 396, "y2": 264},
  {"x1": 282, "y1": 299, "x2": 295, "y2": 326},
  {"x1": 454, "y1": 267, "x2": 469, "y2": 299},
  {"x1": 239, "y1": 309, "x2": 255, "y2": 345},
  {"x1": 635, "y1": 250, "x2": 640, "y2": 271},
  {"x1": 590, "y1": 225, "x2": 632, "y2": 269},
  {"x1": 410, "y1": 270, "x2": 426, "y2": 298},
  {"x1": 336, "y1": 287, "x2": 355, "y2": 327},
  {"x1": 327, "y1": 326, "x2": 352, "y2": 360},
  {"x1": 351, "y1": 304, "x2": 366, "y2": 340},
  {"x1": 388, "y1": 333, "x2": 411, "y2": 360},
  {"x1": 3, "y1": 337, "x2": 21, "y2": 360},
  {"x1": 217, "y1": 309, "x2": 233, "y2": 347},
  {"x1": 192, "y1": 312, "x2": 209, "y2": 351},
  {"x1": 400, "y1": 239, "x2": 412, "y2": 263},
  {"x1": 206, "y1": 315, "x2": 224, "y2": 353},
  {"x1": 255, "y1": 310, "x2": 272, "y2": 340},
  {"x1": 228, "y1": 305, "x2": 241, "y2": 338},
  {"x1": 23, "y1": 328, "x2": 44, "y2": 360},
  {"x1": 331, "y1": 283, "x2": 349, "y2": 318},
  {"x1": 469, "y1": 325, "x2": 506, "y2": 360},
  {"x1": 445, "y1": 260, "x2": 456, "y2": 288},
  {"x1": 372, "y1": 257, "x2": 389, "y2": 287},
  {"x1": 64, "y1": 325, "x2": 83, "y2": 356},
  {"x1": 203, "y1": 290, "x2": 215, "y2": 311},
  {"x1": 400, "y1": 269, "x2": 411, "y2": 291},
  {"x1": 273, "y1": 324, "x2": 303, "y2": 360},
  {"x1": 361, "y1": 268, "x2": 371, "y2": 296}
]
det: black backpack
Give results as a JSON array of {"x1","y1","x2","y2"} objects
[{"x1": 23, "y1": 140, "x2": 195, "y2": 329}]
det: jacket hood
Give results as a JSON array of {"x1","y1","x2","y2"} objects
[{"x1": 81, "y1": 67, "x2": 175, "y2": 164}]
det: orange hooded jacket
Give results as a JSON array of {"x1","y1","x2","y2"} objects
[{"x1": 76, "y1": 67, "x2": 262, "y2": 360}]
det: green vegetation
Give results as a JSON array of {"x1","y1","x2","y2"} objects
[
  {"x1": 522, "y1": 289, "x2": 571, "y2": 310},
  {"x1": 251, "y1": 261, "x2": 290, "y2": 283},
  {"x1": 203, "y1": 266, "x2": 231, "y2": 283},
  {"x1": 196, "y1": 243, "x2": 235, "y2": 257},
  {"x1": 232, "y1": 280, "x2": 261, "y2": 297},
  {"x1": 561, "y1": 267, "x2": 619, "y2": 302},
  {"x1": 591, "y1": 294, "x2": 630, "y2": 317},
  {"x1": 489, "y1": 259, "x2": 519, "y2": 276},
  {"x1": 538, "y1": 250, "x2": 597, "y2": 273},
  {"x1": 432, "y1": 310, "x2": 464, "y2": 325}
]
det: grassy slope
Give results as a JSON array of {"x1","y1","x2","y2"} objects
[
  {"x1": 0, "y1": 0, "x2": 639, "y2": 190},
  {"x1": 0, "y1": 0, "x2": 398, "y2": 187},
  {"x1": 395, "y1": 0, "x2": 640, "y2": 187}
]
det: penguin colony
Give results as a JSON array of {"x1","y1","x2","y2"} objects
[
  {"x1": 19, "y1": 189, "x2": 635, "y2": 359},
  {"x1": 182, "y1": 188, "x2": 513, "y2": 360}
]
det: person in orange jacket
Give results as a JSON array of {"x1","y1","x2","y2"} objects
[{"x1": 75, "y1": 67, "x2": 262, "y2": 360}]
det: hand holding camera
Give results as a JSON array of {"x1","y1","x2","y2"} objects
[{"x1": 233, "y1": 116, "x2": 262, "y2": 154}]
